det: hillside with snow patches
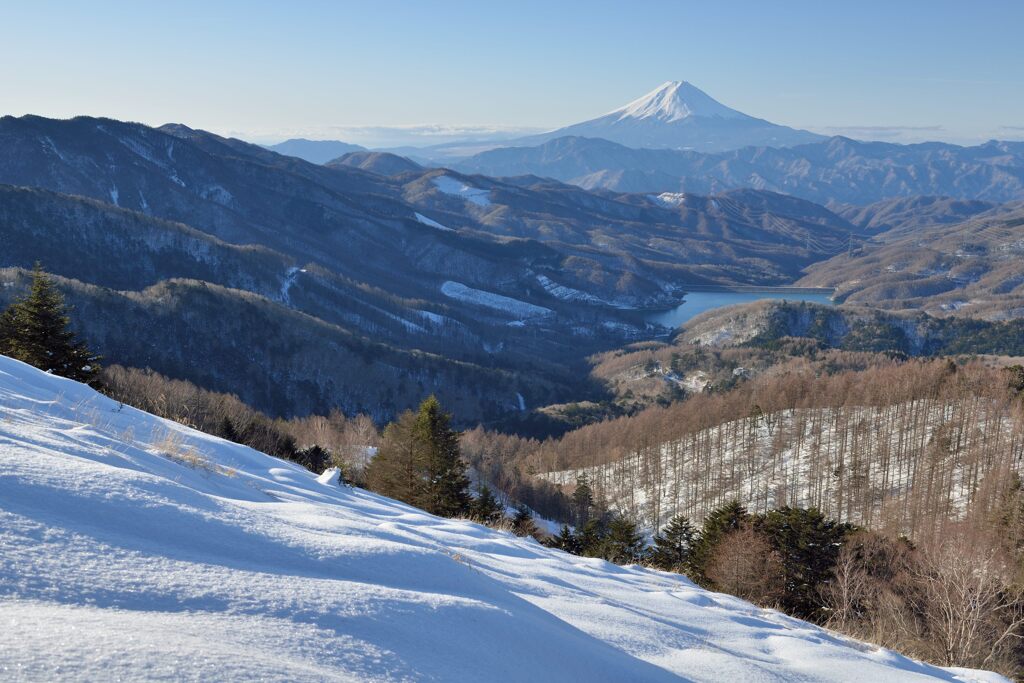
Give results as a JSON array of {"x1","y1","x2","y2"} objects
[
  {"x1": 539, "y1": 395, "x2": 1024, "y2": 539},
  {"x1": 0, "y1": 356, "x2": 1006, "y2": 682}
]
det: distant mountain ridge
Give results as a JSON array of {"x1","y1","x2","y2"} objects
[
  {"x1": 265, "y1": 138, "x2": 366, "y2": 164},
  {"x1": 455, "y1": 135, "x2": 1024, "y2": 205},
  {"x1": 328, "y1": 151, "x2": 423, "y2": 176}
]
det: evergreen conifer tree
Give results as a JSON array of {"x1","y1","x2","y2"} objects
[
  {"x1": 471, "y1": 484, "x2": 504, "y2": 525},
  {"x1": 0, "y1": 264, "x2": 100, "y2": 384},
  {"x1": 652, "y1": 514, "x2": 697, "y2": 573},
  {"x1": 755, "y1": 506, "x2": 854, "y2": 618},
  {"x1": 365, "y1": 396, "x2": 470, "y2": 518},
  {"x1": 414, "y1": 396, "x2": 470, "y2": 517},
  {"x1": 294, "y1": 444, "x2": 331, "y2": 473},
  {"x1": 688, "y1": 500, "x2": 749, "y2": 582},
  {"x1": 547, "y1": 524, "x2": 581, "y2": 554},
  {"x1": 601, "y1": 515, "x2": 646, "y2": 565},
  {"x1": 511, "y1": 504, "x2": 538, "y2": 538},
  {"x1": 577, "y1": 515, "x2": 609, "y2": 557},
  {"x1": 218, "y1": 416, "x2": 239, "y2": 442},
  {"x1": 572, "y1": 474, "x2": 594, "y2": 526}
]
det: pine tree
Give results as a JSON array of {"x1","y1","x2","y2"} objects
[
  {"x1": 755, "y1": 506, "x2": 854, "y2": 618},
  {"x1": 365, "y1": 396, "x2": 470, "y2": 518},
  {"x1": 601, "y1": 515, "x2": 646, "y2": 565},
  {"x1": 365, "y1": 410, "x2": 425, "y2": 505},
  {"x1": 547, "y1": 524, "x2": 581, "y2": 554},
  {"x1": 572, "y1": 474, "x2": 594, "y2": 526},
  {"x1": 414, "y1": 396, "x2": 471, "y2": 517},
  {"x1": 0, "y1": 264, "x2": 100, "y2": 384},
  {"x1": 652, "y1": 514, "x2": 697, "y2": 573},
  {"x1": 294, "y1": 444, "x2": 331, "y2": 473},
  {"x1": 217, "y1": 416, "x2": 239, "y2": 442},
  {"x1": 688, "y1": 500, "x2": 749, "y2": 583},
  {"x1": 511, "y1": 504, "x2": 538, "y2": 538},
  {"x1": 577, "y1": 515, "x2": 609, "y2": 557},
  {"x1": 471, "y1": 484, "x2": 504, "y2": 525}
]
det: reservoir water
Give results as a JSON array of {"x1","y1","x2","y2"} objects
[{"x1": 646, "y1": 289, "x2": 835, "y2": 328}]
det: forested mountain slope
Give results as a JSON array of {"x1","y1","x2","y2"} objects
[
  {"x1": 535, "y1": 361, "x2": 1024, "y2": 541},
  {"x1": 456, "y1": 136, "x2": 1024, "y2": 205},
  {"x1": 799, "y1": 208, "x2": 1024, "y2": 319},
  {"x1": 0, "y1": 114, "x2": 864, "y2": 423}
]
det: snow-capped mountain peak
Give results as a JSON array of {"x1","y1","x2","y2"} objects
[
  {"x1": 515, "y1": 80, "x2": 824, "y2": 152},
  {"x1": 611, "y1": 80, "x2": 748, "y2": 122}
]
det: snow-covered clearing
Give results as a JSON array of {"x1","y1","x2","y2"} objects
[
  {"x1": 414, "y1": 212, "x2": 454, "y2": 231},
  {"x1": 0, "y1": 357, "x2": 1005, "y2": 682},
  {"x1": 441, "y1": 280, "x2": 552, "y2": 318},
  {"x1": 415, "y1": 309, "x2": 452, "y2": 326},
  {"x1": 649, "y1": 192, "x2": 687, "y2": 207},
  {"x1": 535, "y1": 274, "x2": 603, "y2": 304},
  {"x1": 432, "y1": 176, "x2": 492, "y2": 206}
]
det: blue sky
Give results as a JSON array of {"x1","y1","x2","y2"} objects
[{"x1": 3, "y1": 0, "x2": 1022, "y2": 146}]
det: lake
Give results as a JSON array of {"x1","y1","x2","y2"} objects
[{"x1": 646, "y1": 289, "x2": 835, "y2": 328}]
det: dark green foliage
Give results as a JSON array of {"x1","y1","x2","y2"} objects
[
  {"x1": 415, "y1": 396, "x2": 471, "y2": 517},
  {"x1": 365, "y1": 396, "x2": 471, "y2": 518},
  {"x1": 547, "y1": 524, "x2": 581, "y2": 554},
  {"x1": 688, "y1": 501, "x2": 750, "y2": 582},
  {"x1": 0, "y1": 263, "x2": 100, "y2": 384},
  {"x1": 511, "y1": 504, "x2": 538, "y2": 538},
  {"x1": 240, "y1": 421, "x2": 297, "y2": 462},
  {"x1": 600, "y1": 515, "x2": 646, "y2": 565},
  {"x1": 754, "y1": 506, "x2": 855, "y2": 618},
  {"x1": 1007, "y1": 365, "x2": 1024, "y2": 394},
  {"x1": 652, "y1": 515, "x2": 697, "y2": 573},
  {"x1": 572, "y1": 474, "x2": 594, "y2": 526},
  {"x1": 217, "y1": 416, "x2": 239, "y2": 442},
  {"x1": 294, "y1": 445, "x2": 332, "y2": 474},
  {"x1": 576, "y1": 516, "x2": 608, "y2": 557},
  {"x1": 471, "y1": 485, "x2": 505, "y2": 525}
]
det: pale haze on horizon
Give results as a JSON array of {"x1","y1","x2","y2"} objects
[{"x1": 2, "y1": 0, "x2": 1022, "y2": 147}]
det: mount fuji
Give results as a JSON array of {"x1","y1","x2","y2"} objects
[{"x1": 517, "y1": 81, "x2": 824, "y2": 152}]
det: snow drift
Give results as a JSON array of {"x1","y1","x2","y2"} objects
[{"x1": 0, "y1": 355, "x2": 1005, "y2": 682}]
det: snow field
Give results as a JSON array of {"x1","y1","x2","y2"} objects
[
  {"x1": 432, "y1": 176, "x2": 492, "y2": 207},
  {"x1": 440, "y1": 280, "x2": 552, "y2": 319}
]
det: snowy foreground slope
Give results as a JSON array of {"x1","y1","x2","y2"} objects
[{"x1": 0, "y1": 357, "x2": 1006, "y2": 682}]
